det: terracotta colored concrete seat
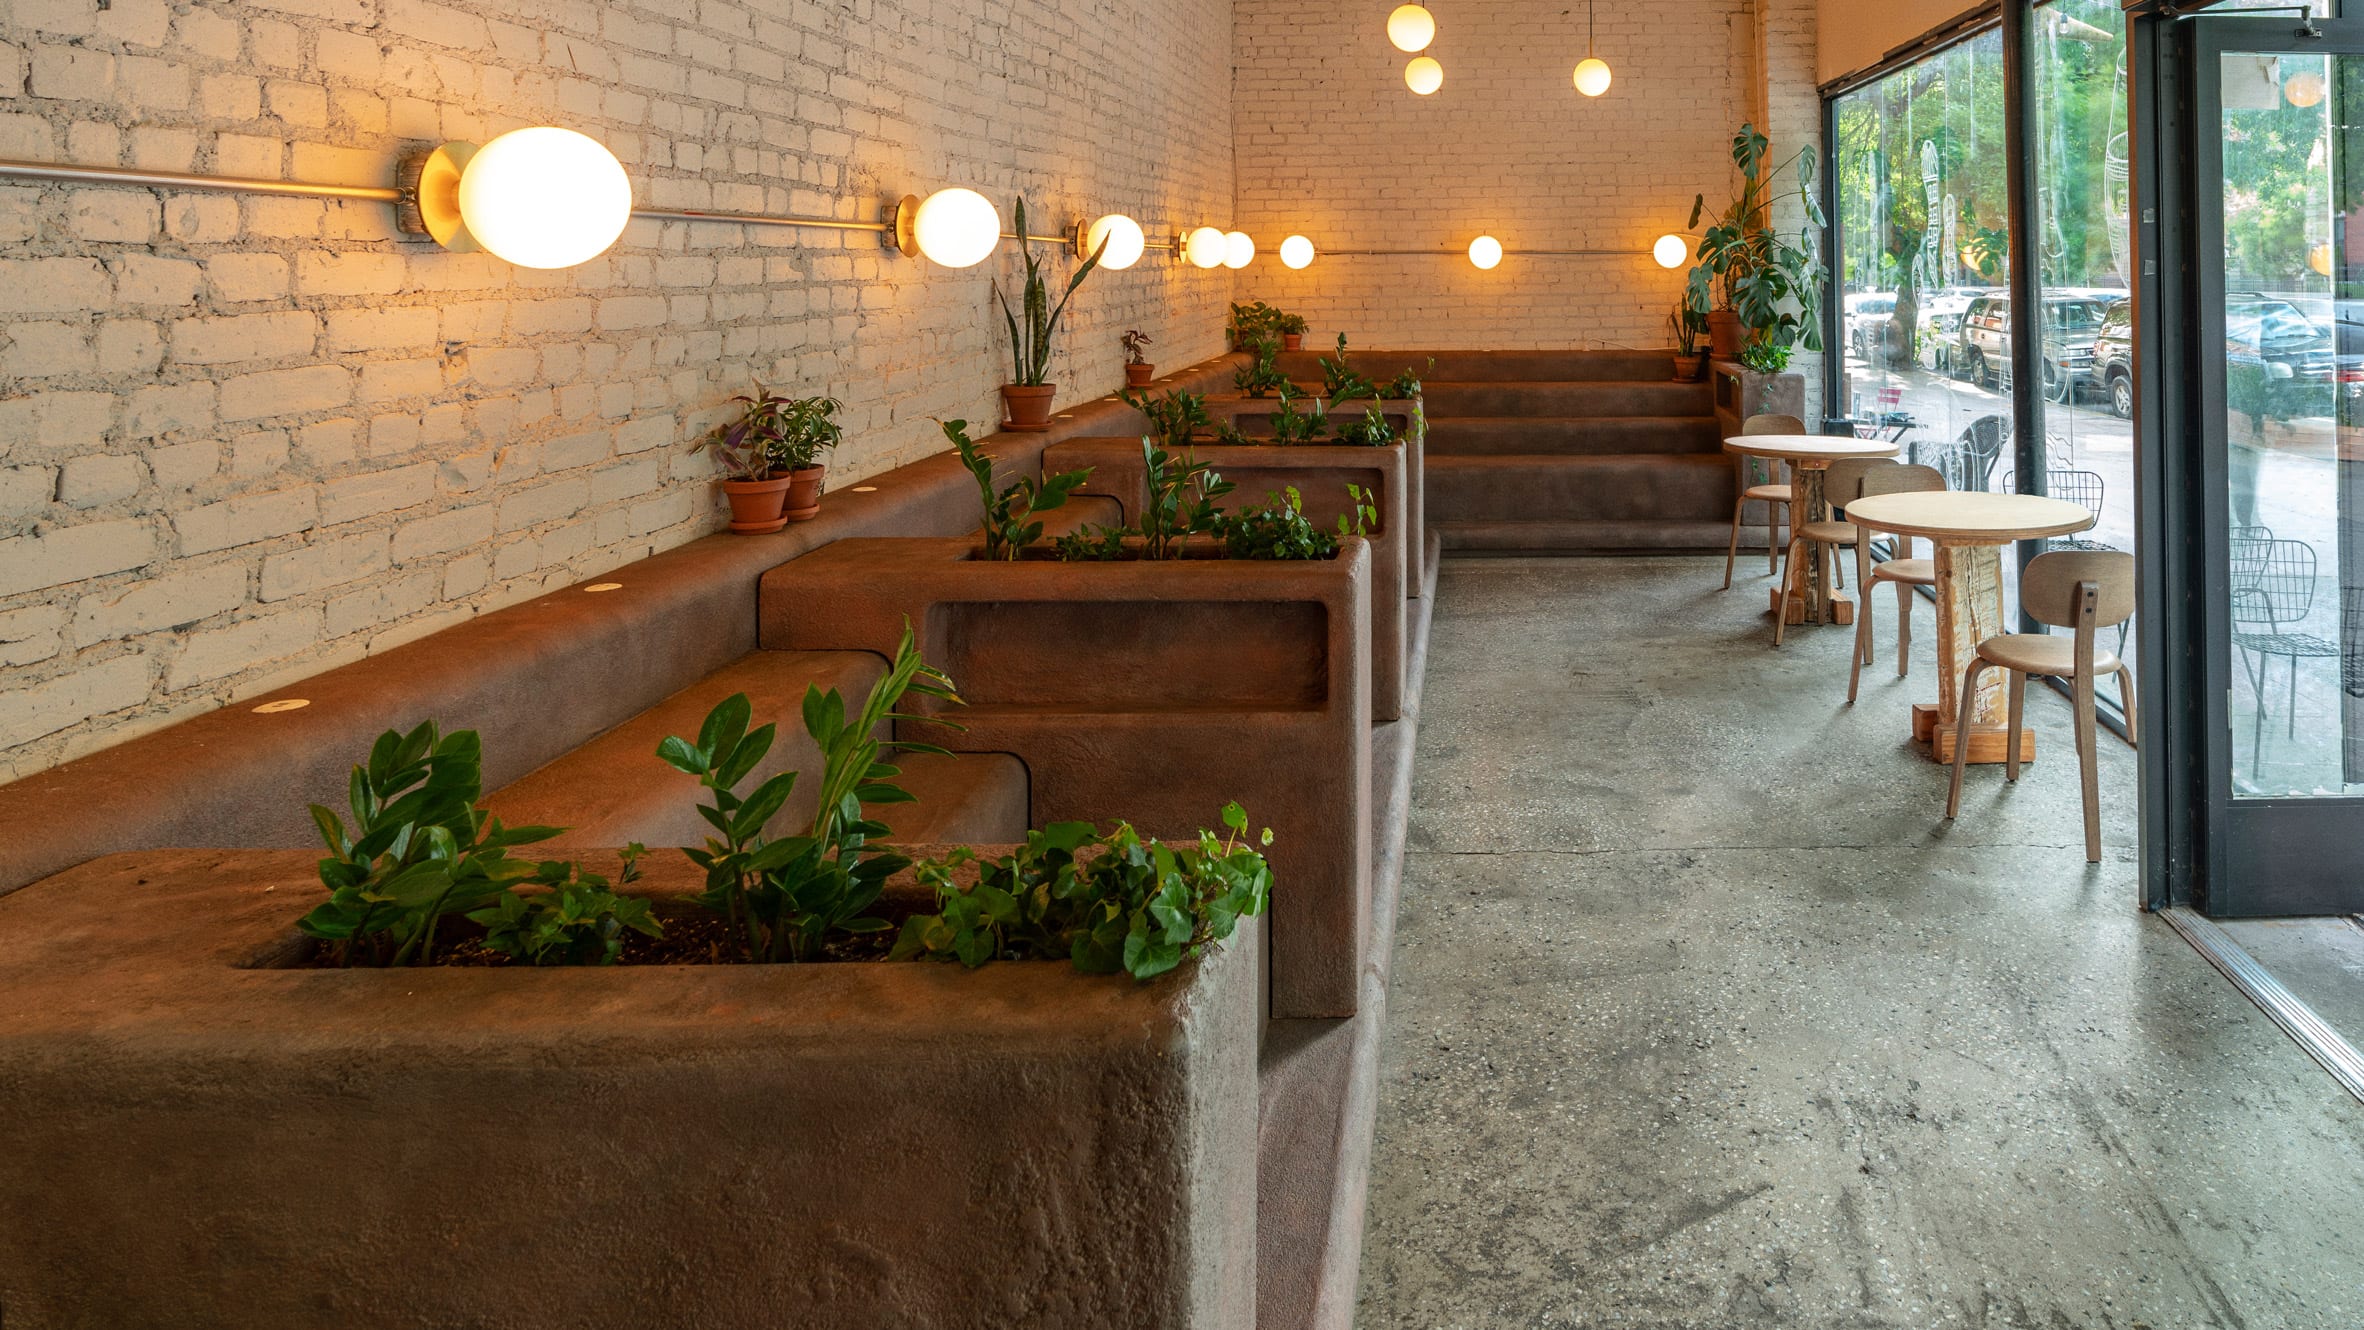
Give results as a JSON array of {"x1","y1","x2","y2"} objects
[{"x1": 485, "y1": 649, "x2": 1029, "y2": 851}]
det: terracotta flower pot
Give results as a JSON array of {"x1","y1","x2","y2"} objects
[
  {"x1": 1707, "y1": 310, "x2": 1744, "y2": 360},
  {"x1": 1671, "y1": 353, "x2": 1707, "y2": 383},
  {"x1": 721, "y1": 476, "x2": 792, "y2": 534},
  {"x1": 1282, "y1": 333, "x2": 1303, "y2": 351},
  {"x1": 783, "y1": 465, "x2": 826, "y2": 521},
  {"x1": 1126, "y1": 363, "x2": 1156, "y2": 388},
  {"x1": 1001, "y1": 383, "x2": 1058, "y2": 432}
]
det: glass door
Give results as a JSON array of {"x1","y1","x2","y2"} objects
[{"x1": 2195, "y1": 17, "x2": 2364, "y2": 913}]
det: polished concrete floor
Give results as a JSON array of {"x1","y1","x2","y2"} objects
[{"x1": 1358, "y1": 556, "x2": 2364, "y2": 1329}]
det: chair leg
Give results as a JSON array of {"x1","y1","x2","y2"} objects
[
  {"x1": 1947, "y1": 659, "x2": 1986, "y2": 819},
  {"x1": 1773, "y1": 538, "x2": 1804, "y2": 648},
  {"x1": 1767, "y1": 502, "x2": 1781, "y2": 576},
  {"x1": 1895, "y1": 580, "x2": 1913, "y2": 678},
  {"x1": 2288, "y1": 653, "x2": 2301, "y2": 739},
  {"x1": 1848, "y1": 576, "x2": 1872, "y2": 703},
  {"x1": 1722, "y1": 498, "x2": 1746, "y2": 591},
  {"x1": 2117, "y1": 664, "x2": 2137, "y2": 737},
  {"x1": 2004, "y1": 670, "x2": 2026, "y2": 783},
  {"x1": 2076, "y1": 671, "x2": 2102, "y2": 863}
]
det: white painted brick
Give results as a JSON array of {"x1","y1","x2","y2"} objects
[
  {"x1": 0, "y1": 258, "x2": 109, "y2": 315},
  {"x1": 206, "y1": 254, "x2": 292, "y2": 303},
  {"x1": 218, "y1": 365, "x2": 351, "y2": 421},
  {"x1": 0, "y1": 464, "x2": 54, "y2": 518},
  {"x1": 0, "y1": 518, "x2": 156, "y2": 596},
  {"x1": 320, "y1": 461, "x2": 436, "y2": 525},
  {"x1": 173, "y1": 488, "x2": 316, "y2": 554},
  {"x1": 73, "y1": 563, "x2": 248, "y2": 641},
  {"x1": 0, "y1": 604, "x2": 66, "y2": 667},
  {"x1": 94, "y1": 320, "x2": 164, "y2": 375},
  {"x1": 0, "y1": 653, "x2": 150, "y2": 750},
  {"x1": 259, "y1": 530, "x2": 389, "y2": 600},
  {"x1": 170, "y1": 311, "x2": 321, "y2": 366},
  {"x1": 57, "y1": 454, "x2": 142, "y2": 508},
  {"x1": 109, "y1": 254, "x2": 201, "y2": 306},
  {"x1": 165, "y1": 606, "x2": 323, "y2": 691}
]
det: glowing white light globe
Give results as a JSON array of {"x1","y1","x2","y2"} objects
[
  {"x1": 1574, "y1": 57, "x2": 1613, "y2": 97},
  {"x1": 1468, "y1": 235, "x2": 1503, "y2": 270},
  {"x1": 2287, "y1": 69, "x2": 2328, "y2": 108},
  {"x1": 911, "y1": 188, "x2": 1002, "y2": 267},
  {"x1": 1083, "y1": 213, "x2": 1146, "y2": 269},
  {"x1": 1222, "y1": 231, "x2": 1255, "y2": 269},
  {"x1": 1405, "y1": 57, "x2": 1443, "y2": 95},
  {"x1": 1280, "y1": 235, "x2": 1316, "y2": 269},
  {"x1": 1653, "y1": 234, "x2": 1689, "y2": 269},
  {"x1": 455, "y1": 127, "x2": 632, "y2": 269},
  {"x1": 1184, "y1": 226, "x2": 1228, "y2": 269},
  {"x1": 1387, "y1": 3, "x2": 1436, "y2": 52}
]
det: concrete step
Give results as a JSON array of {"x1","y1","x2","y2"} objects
[
  {"x1": 1424, "y1": 415, "x2": 1723, "y2": 457},
  {"x1": 1420, "y1": 380, "x2": 1713, "y2": 417},
  {"x1": 1425, "y1": 453, "x2": 1737, "y2": 533},
  {"x1": 1275, "y1": 347, "x2": 1678, "y2": 383},
  {"x1": 488, "y1": 649, "x2": 1028, "y2": 849}
]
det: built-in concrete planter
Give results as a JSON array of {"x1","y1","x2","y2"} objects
[
  {"x1": 0, "y1": 848, "x2": 1259, "y2": 1330},
  {"x1": 1190, "y1": 396, "x2": 1427, "y2": 591},
  {"x1": 1046, "y1": 435, "x2": 1408, "y2": 722},
  {"x1": 759, "y1": 537, "x2": 1374, "y2": 1021}
]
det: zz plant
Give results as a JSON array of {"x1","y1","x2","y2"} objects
[
  {"x1": 1268, "y1": 383, "x2": 1328, "y2": 445},
  {"x1": 892, "y1": 803, "x2": 1274, "y2": 980},
  {"x1": 1220, "y1": 484, "x2": 1374, "y2": 561},
  {"x1": 297, "y1": 722, "x2": 565, "y2": 966},
  {"x1": 659, "y1": 623, "x2": 961, "y2": 962},
  {"x1": 998, "y1": 198, "x2": 1104, "y2": 387},
  {"x1": 467, "y1": 848, "x2": 661, "y2": 966},
  {"x1": 942, "y1": 418, "x2": 1091, "y2": 559},
  {"x1": 1124, "y1": 387, "x2": 1212, "y2": 453},
  {"x1": 1232, "y1": 336, "x2": 1291, "y2": 398}
]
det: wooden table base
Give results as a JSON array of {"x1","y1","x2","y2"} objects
[{"x1": 1912, "y1": 702, "x2": 2035, "y2": 765}]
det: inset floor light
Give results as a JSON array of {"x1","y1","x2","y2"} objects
[
  {"x1": 1654, "y1": 234, "x2": 1690, "y2": 268},
  {"x1": 1572, "y1": 0, "x2": 1611, "y2": 97},
  {"x1": 1468, "y1": 235, "x2": 1503, "y2": 269},
  {"x1": 1184, "y1": 226, "x2": 1229, "y2": 268},
  {"x1": 1223, "y1": 231, "x2": 1256, "y2": 269},
  {"x1": 1406, "y1": 56, "x2": 1444, "y2": 95},
  {"x1": 1281, "y1": 235, "x2": 1316, "y2": 269},
  {"x1": 900, "y1": 188, "x2": 1002, "y2": 267},
  {"x1": 1080, "y1": 213, "x2": 1147, "y2": 268},
  {"x1": 1388, "y1": 3, "x2": 1436, "y2": 52},
  {"x1": 414, "y1": 127, "x2": 633, "y2": 268}
]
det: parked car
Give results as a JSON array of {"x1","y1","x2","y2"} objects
[
  {"x1": 2093, "y1": 293, "x2": 2344, "y2": 422},
  {"x1": 1844, "y1": 291, "x2": 1897, "y2": 360},
  {"x1": 2091, "y1": 299, "x2": 2135, "y2": 419},
  {"x1": 1956, "y1": 290, "x2": 2120, "y2": 402},
  {"x1": 1914, "y1": 287, "x2": 1994, "y2": 373}
]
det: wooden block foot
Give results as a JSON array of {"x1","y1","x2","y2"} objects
[
  {"x1": 1929, "y1": 719, "x2": 2035, "y2": 765},
  {"x1": 1770, "y1": 588, "x2": 1855, "y2": 626}
]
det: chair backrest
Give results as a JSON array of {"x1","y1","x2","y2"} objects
[
  {"x1": 1823, "y1": 457, "x2": 1892, "y2": 507},
  {"x1": 1742, "y1": 413, "x2": 1807, "y2": 435},
  {"x1": 2021, "y1": 550, "x2": 2136, "y2": 630},
  {"x1": 1875, "y1": 386, "x2": 1905, "y2": 410},
  {"x1": 1856, "y1": 462, "x2": 1946, "y2": 499},
  {"x1": 2230, "y1": 536, "x2": 2320, "y2": 632},
  {"x1": 1955, "y1": 415, "x2": 2009, "y2": 491}
]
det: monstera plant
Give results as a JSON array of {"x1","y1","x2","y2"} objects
[{"x1": 1686, "y1": 123, "x2": 1826, "y2": 364}]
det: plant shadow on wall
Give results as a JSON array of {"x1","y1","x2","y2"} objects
[
  {"x1": 997, "y1": 198, "x2": 1106, "y2": 432},
  {"x1": 1686, "y1": 123, "x2": 1827, "y2": 374},
  {"x1": 290, "y1": 623, "x2": 1270, "y2": 980}
]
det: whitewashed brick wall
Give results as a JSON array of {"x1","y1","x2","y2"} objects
[
  {"x1": 1232, "y1": 0, "x2": 1816, "y2": 356},
  {"x1": 0, "y1": 0, "x2": 1237, "y2": 780}
]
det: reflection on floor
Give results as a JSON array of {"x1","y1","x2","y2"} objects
[
  {"x1": 2219, "y1": 917, "x2": 2364, "y2": 1057},
  {"x1": 1359, "y1": 555, "x2": 2364, "y2": 1328}
]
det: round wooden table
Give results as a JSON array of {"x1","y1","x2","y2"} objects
[
  {"x1": 1720, "y1": 434, "x2": 1901, "y2": 629},
  {"x1": 1843, "y1": 490, "x2": 2097, "y2": 765}
]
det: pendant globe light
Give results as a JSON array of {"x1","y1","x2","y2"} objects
[
  {"x1": 1387, "y1": 3, "x2": 1436, "y2": 53},
  {"x1": 1572, "y1": 0, "x2": 1611, "y2": 98}
]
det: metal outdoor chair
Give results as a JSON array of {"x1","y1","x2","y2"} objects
[
  {"x1": 1913, "y1": 414, "x2": 2008, "y2": 493},
  {"x1": 2228, "y1": 534, "x2": 2341, "y2": 772},
  {"x1": 1998, "y1": 469, "x2": 2113, "y2": 553},
  {"x1": 1853, "y1": 386, "x2": 1917, "y2": 443}
]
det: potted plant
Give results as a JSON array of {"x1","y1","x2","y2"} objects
[
  {"x1": 1122, "y1": 329, "x2": 1155, "y2": 388},
  {"x1": 998, "y1": 198, "x2": 1104, "y2": 432},
  {"x1": 1669, "y1": 301, "x2": 1708, "y2": 382},
  {"x1": 1277, "y1": 311, "x2": 1308, "y2": 351},
  {"x1": 1686, "y1": 123, "x2": 1826, "y2": 364},
  {"x1": 698, "y1": 390, "x2": 840, "y2": 531},
  {"x1": 694, "y1": 415, "x2": 794, "y2": 534}
]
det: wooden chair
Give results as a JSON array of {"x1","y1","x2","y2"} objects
[
  {"x1": 1772, "y1": 456, "x2": 1888, "y2": 648},
  {"x1": 1723, "y1": 414, "x2": 1803, "y2": 590},
  {"x1": 1846, "y1": 463, "x2": 1947, "y2": 702},
  {"x1": 1945, "y1": 550, "x2": 2137, "y2": 863}
]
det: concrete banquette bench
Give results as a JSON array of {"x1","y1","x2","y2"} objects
[{"x1": 0, "y1": 357, "x2": 1245, "y2": 896}]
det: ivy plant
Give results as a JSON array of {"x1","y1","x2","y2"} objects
[
  {"x1": 942, "y1": 418, "x2": 1092, "y2": 560},
  {"x1": 891, "y1": 803, "x2": 1274, "y2": 980},
  {"x1": 297, "y1": 722, "x2": 564, "y2": 966},
  {"x1": 659, "y1": 623, "x2": 962, "y2": 962},
  {"x1": 467, "y1": 846, "x2": 662, "y2": 966}
]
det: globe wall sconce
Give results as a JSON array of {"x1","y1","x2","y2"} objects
[
  {"x1": 1467, "y1": 235, "x2": 1504, "y2": 269},
  {"x1": 1653, "y1": 234, "x2": 1691, "y2": 268},
  {"x1": 1280, "y1": 235, "x2": 1317, "y2": 269}
]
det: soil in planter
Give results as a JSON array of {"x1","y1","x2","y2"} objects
[{"x1": 276, "y1": 898, "x2": 919, "y2": 968}]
